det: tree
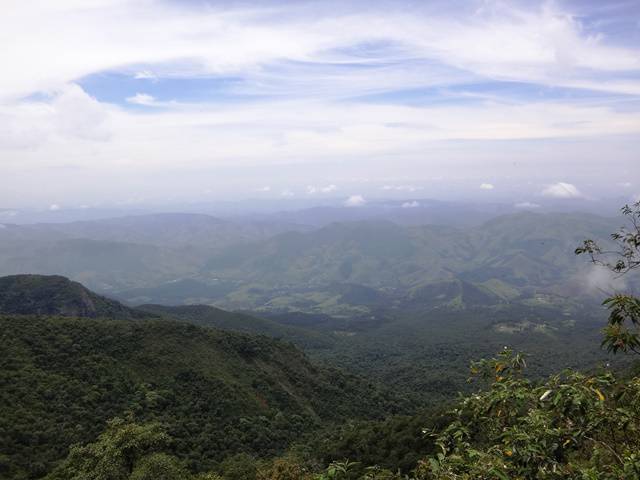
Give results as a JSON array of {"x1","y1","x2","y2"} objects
[
  {"x1": 576, "y1": 201, "x2": 640, "y2": 354},
  {"x1": 219, "y1": 453, "x2": 258, "y2": 480},
  {"x1": 415, "y1": 349, "x2": 640, "y2": 479},
  {"x1": 45, "y1": 418, "x2": 190, "y2": 480},
  {"x1": 130, "y1": 453, "x2": 191, "y2": 480},
  {"x1": 256, "y1": 456, "x2": 313, "y2": 480}
]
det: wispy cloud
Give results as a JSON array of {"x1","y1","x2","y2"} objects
[{"x1": 3, "y1": 1, "x2": 639, "y2": 100}]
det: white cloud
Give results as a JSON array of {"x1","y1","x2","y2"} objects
[
  {"x1": 541, "y1": 182, "x2": 583, "y2": 199},
  {"x1": 480, "y1": 183, "x2": 494, "y2": 190},
  {"x1": 126, "y1": 93, "x2": 157, "y2": 106},
  {"x1": 618, "y1": 182, "x2": 632, "y2": 188},
  {"x1": 49, "y1": 203, "x2": 61, "y2": 211},
  {"x1": 280, "y1": 189, "x2": 294, "y2": 197},
  {"x1": 256, "y1": 186, "x2": 271, "y2": 192},
  {"x1": 52, "y1": 84, "x2": 111, "y2": 141},
  {"x1": 514, "y1": 201, "x2": 541, "y2": 209},
  {"x1": 344, "y1": 194, "x2": 366, "y2": 207},
  {"x1": 401, "y1": 200, "x2": 420, "y2": 208}
]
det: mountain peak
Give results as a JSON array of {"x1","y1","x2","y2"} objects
[{"x1": 0, "y1": 274, "x2": 153, "y2": 320}]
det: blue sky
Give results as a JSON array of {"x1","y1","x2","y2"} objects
[{"x1": 0, "y1": 0, "x2": 639, "y2": 208}]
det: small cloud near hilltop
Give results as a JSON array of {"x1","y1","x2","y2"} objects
[
  {"x1": 49, "y1": 204, "x2": 61, "y2": 211},
  {"x1": 541, "y1": 182, "x2": 583, "y2": 199},
  {"x1": 344, "y1": 195, "x2": 366, "y2": 207},
  {"x1": 281, "y1": 189, "x2": 294, "y2": 197},
  {"x1": 581, "y1": 266, "x2": 626, "y2": 296},
  {"x1": 402, "y1": 201, "x2": 420, "y2": 208},
  {"x1": 480, "y1": 183, "x2": 494, "y2": 190}
]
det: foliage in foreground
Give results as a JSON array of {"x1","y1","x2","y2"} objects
[
  {"x1": 576, "y1": 200, "x2": 640, "y2": 356},
  {"x1": 417, "y1": 349, "x2": 640, "y2": 479}
]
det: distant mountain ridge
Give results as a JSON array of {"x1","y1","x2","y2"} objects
[
  {"x1": 0, "y1": 211, "x2": 631, "y2": 314},
  {"x1": 0, "y1": 212, "x2": 311, "y2": 248},
  {"x1": 194, "y1": 212, "x2": 623, "y2": 313}
]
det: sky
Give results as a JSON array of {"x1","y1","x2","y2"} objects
[{"x1": 1, "y1": 0, "x2": 639, "y2": 210}]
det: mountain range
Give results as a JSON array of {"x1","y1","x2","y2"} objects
[{"x1": 1, "y1": 211, "x2": 631, "y2": 315}]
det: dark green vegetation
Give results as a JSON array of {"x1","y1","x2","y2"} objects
[
  {"x1": 138, "y1": 304, "x2": 334, "y2": 350},
  {"x1": 0, "y1": 314, "x2": 398, "y2": 479},
  {"x1": 0, "y1": 274, "x2": 152, "y2": 319},
  {"x1": 297, "y1": 303, "x2": 625, "y2": 407},
  {"x1": 131, "y1": 287, "x2": 628, "y2": 408}
]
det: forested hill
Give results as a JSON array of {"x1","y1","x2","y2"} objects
[
  {"x1": 0, "y1": 314, "x2": 399, "y2": 479},
  {"x1": 138, "y1": 303, "x2": 335, "y2": 349},
  {"x1": 0, "y1": 274, "x2": 154, "y2": 320}
]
